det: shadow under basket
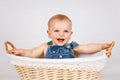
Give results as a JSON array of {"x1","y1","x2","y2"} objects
[{"x1": 6, "y1": 51, "x2": 108, "y2": 80}]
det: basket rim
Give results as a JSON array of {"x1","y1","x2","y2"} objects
[{"x1": 6, "y1": 50, "x2": 108, "y2": 63}]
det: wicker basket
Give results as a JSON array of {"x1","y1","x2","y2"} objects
[
  {"x1": 5, "y1": 41, "x2": 115, "y2": 80},
  {"x1": 6, "y1": 51, "x2": 107, "y2": 80}
]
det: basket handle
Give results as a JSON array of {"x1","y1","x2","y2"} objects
[
  {"x1": 4, "y1": 41, "x2": 16, "y2": 54},
  {"x1": 106, "y1": 41, "x2": 115, "y2": 58}
]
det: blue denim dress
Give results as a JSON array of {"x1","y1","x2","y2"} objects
[{"x1": 45, "y1": 41, "x2": 79, "y2": 59}]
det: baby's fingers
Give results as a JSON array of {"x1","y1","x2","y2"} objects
[
  {"x1": 8, "y1": 49, "x2": 15, "y2": 54},
  {"x1": 10, "y1": 49, "x2": 20, "y2": 56}
]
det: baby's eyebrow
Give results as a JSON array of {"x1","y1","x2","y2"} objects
[
  {"x1": 64, "y1": 30, "x2": 69, "y2": 32},
  {"x1": 54, "y1": 30, "x2": 59, "y2": 32}
]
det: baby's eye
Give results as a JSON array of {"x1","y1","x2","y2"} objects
[
  {"x1": 64, "y1": 30, "x2": 69, "y2": 33},
  {"x1": 54, "y1": 30, "x2": 59, "y2": 32}
]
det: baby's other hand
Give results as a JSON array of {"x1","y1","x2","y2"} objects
[
  {"x1": 102, "y1": 43, "x2": 111, "y2": 50},
  {"x1": 9, "y1": 49, "x2": 21, "y2": 56}
]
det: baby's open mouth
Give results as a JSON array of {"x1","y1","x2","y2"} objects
[{"x1": 57, "y1": 38, "x2": 65, "y2": 42}]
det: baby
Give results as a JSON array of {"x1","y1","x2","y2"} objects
[{"x1": 6, "y1": 14, "x2": 112, "y2": 59}]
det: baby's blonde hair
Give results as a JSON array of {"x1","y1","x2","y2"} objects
[{"x1": 48, "y1": 14, "x2": 72, "y2": 28}]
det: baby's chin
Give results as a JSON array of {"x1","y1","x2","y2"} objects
[
  {"x1": 54, "y1": 42, "x2": 66, "y2": 46},
  {"x1": 57, "y1": 44, "x2": 65, "y2": 46},
  {"x1": 52, "y1": 42, "x2": 62, "y2": 46}
]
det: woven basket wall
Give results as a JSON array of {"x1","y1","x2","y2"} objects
[{"x1": 11, "y1": 58, "x2": 106, "y2": 80}]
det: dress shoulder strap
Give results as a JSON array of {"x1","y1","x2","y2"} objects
[
  {"x1": 69, "y1": 41, "x2": 79, "y2": 49},
  {"x1": 47, "y1": 41, "x2": 53, "y2": 45}
]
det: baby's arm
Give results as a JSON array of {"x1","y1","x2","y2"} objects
[
  {"x1": 74, "y1": 43, "x2": 110, "y2": 54},
  {"x1": 9, "y1": 43, "x2": 47, "y2": 58}
]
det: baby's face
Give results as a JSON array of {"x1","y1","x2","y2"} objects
[{"x1": 47, "y1": 20, "x2": 73, "y2": 46}]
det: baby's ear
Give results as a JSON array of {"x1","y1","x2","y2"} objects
[
  {"x1": 71, "y1": 31, "x2": 73, "y2": 35},
  {"x1": 47, "y1": 30, "x2": 50, "y2": 38}
]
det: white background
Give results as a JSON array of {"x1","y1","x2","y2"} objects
[{"x1": 0, "y1": 0, "x2": 120, "y2": 80}]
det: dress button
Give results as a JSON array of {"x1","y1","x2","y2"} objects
[
  {"x1": 53, "y1": 51, "x2": 55, "y2": 53},
  {"x1": 59, "y1": 55, "x2": 62, "y2": 58},
  {"x1": 67, "y1": 45, "x2": 70, "y2": 48}
]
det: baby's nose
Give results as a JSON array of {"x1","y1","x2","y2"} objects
[{"x1": 59, "y1": 32, "x2": 64, "y2": 36}]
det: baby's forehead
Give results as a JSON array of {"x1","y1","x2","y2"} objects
[
  {"x1": 48, "y1": 26, "x2": 72, "y2": 32},
  {"x1": 49, "y1": 19, "x2": 72, "y2": 27}
]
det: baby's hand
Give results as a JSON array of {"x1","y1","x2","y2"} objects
[
  {"x1": 4, "y1": 41, "x2": 19, "y2": 55},
  {"x1": 104, "y1": 44, "x2": 111, "y2": 49},
  {"x1": 9, "y1": 49, "x2": 21, "y2": 56},
  {"x1": 106, "y1": 41, "x2": 115, "y2": 58}
]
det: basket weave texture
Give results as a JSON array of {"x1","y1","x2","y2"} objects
[{"x1": 9, "y1": 54, "x2": 106, "y2": 80}]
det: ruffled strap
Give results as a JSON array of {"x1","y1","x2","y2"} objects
[
  {"x1": 47, "y1": 41, "x2": 53, "y2": 45},
  {"x1": 65, "y1": 41, "x2": 79, "y2": 49},
  {"x1": 70, "y1": 41, "x2": 79, "y2": 49}
]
